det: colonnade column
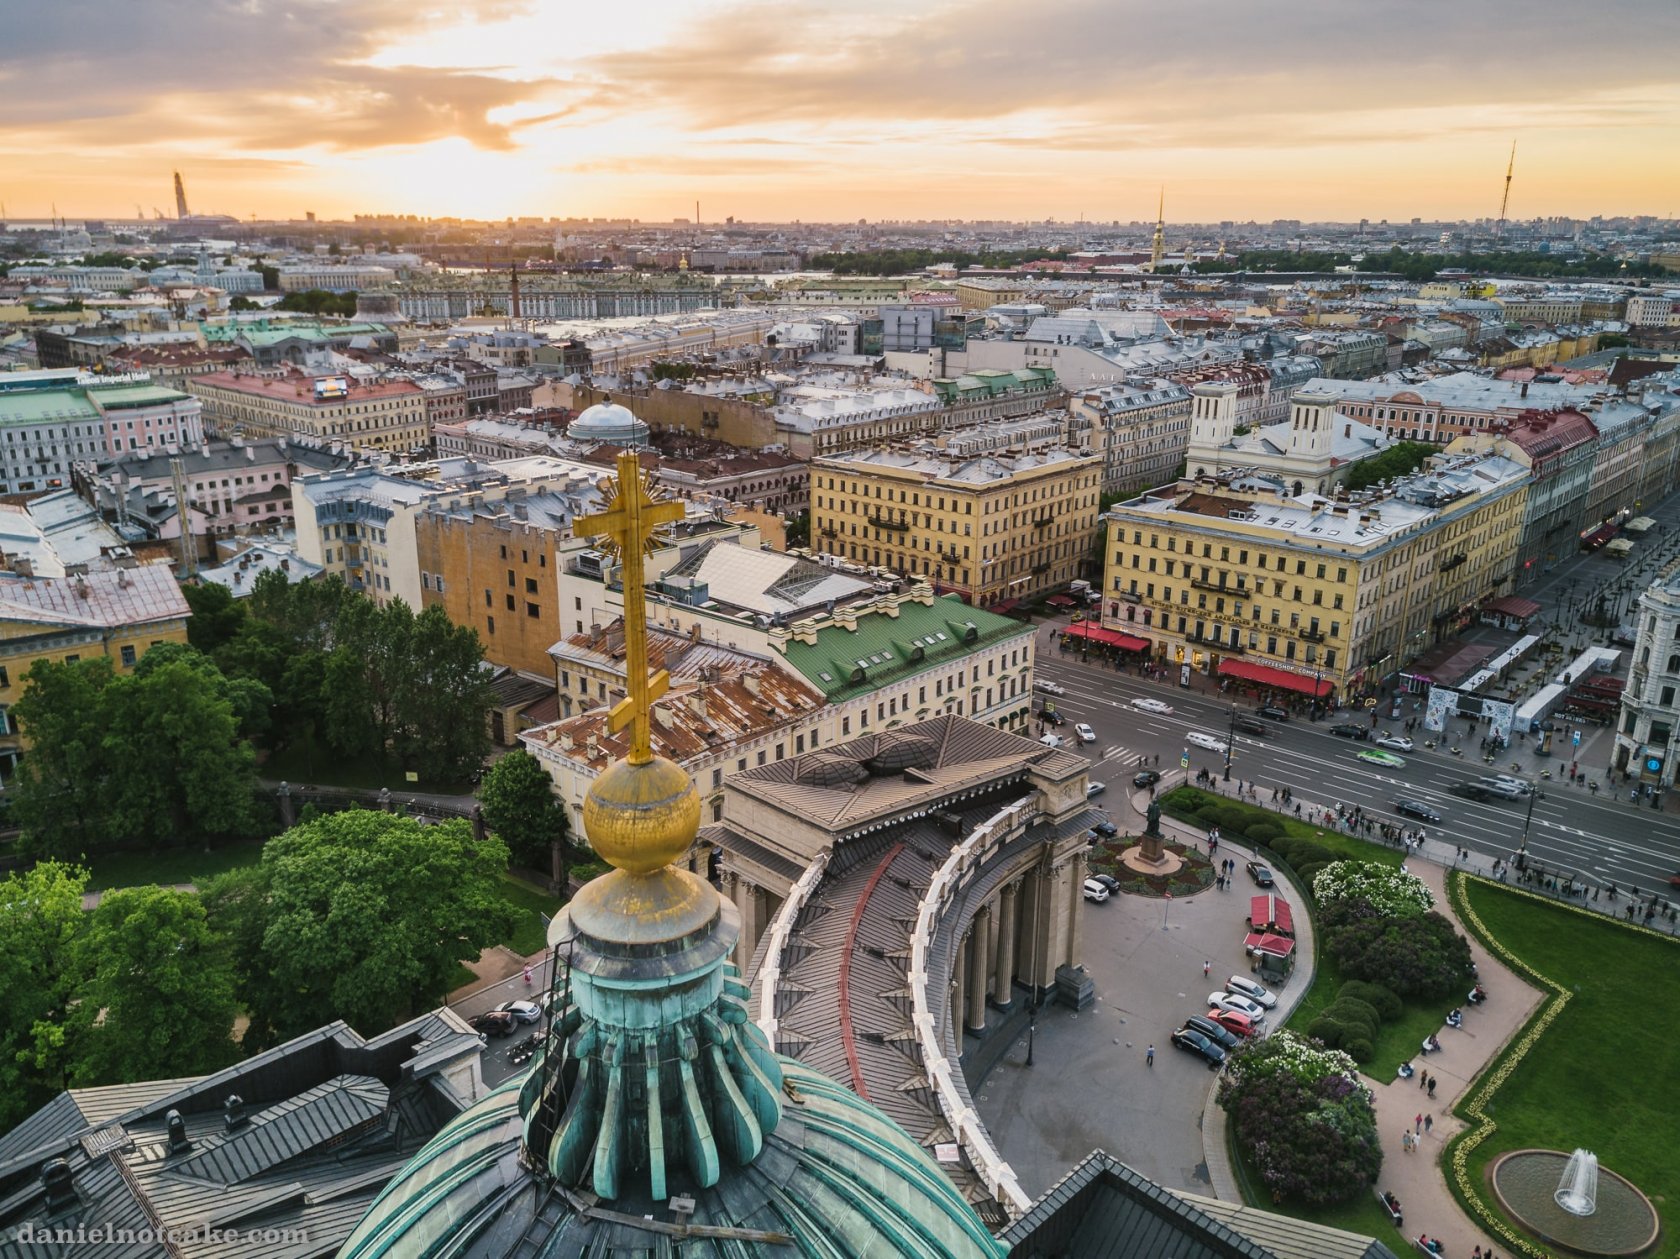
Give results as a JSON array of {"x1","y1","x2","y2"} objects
[
  {"x1": 992, "y1": 882, "x2": 1018, "y2": 1007},
  {"x1": 966, "y1": 905, "x2": 991, "y2": 1033}
]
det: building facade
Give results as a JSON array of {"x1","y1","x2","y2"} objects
[
  {"x1": 189, "y1": 370, "x2": 428, "y2": 453},
  {"x1": 1068, "y1": 377, "x2": 1192, "y2": 495},
  {"x1": 1616, "y1": 570, "x2": 1680, "y2": 788},
  {"x1": 0, "y1": 372, "x2": 205, "y2": 497},
  {"x1": 811, "y1": 442, "x2": 1102, "y2": 608}
]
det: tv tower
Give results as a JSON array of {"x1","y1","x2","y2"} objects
[
  {"x1": 1149, "y1": 190, "x2": 1166, "y2": 271},
  {"x1": 173, "y1": 171, "x2": 190, "y2": 219},
  {"x1": 1494, "y1": 142, "x2": 1515, "y2": 241}
]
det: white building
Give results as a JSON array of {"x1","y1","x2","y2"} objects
[
  {"x1": 1616, "y1": 569, "x2": 1680, "y2": 789},
  {"x1": 0, "y1": 372, "x2": 205, "y2": 496}
]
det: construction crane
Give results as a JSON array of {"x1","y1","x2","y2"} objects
[{"x1": 1494, "y1": 141, "x2": 1516, "y2": 241}]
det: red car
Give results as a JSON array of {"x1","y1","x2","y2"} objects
[{"x1": 1205, "y1": 1007, "x2": 1258, "y2": 1038}]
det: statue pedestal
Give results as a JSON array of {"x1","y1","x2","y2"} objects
[{"x1": 1118, "y1": 841, "x2": 1183, "y2": 876}]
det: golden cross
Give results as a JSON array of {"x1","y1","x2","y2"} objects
[{"x1": 574, "y1": 451, "x2": 685, "y2": 765}]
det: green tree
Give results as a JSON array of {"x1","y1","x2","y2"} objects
[
  {"x1": 133, "y1": 642, "x2": 274, "y2": 748},
  {"x1": 10, "y1": 660, "x2": 115, "y2": 857},
  {"x1": 395, "y1": 604, "x2": 490, "y2": 781},
  {"x1": 257, "y1": 262, "x2": 280, "y2": 290},
  {"x1": 228, "y1": 295, "x2": 258, "y2": 311},
  {"x1": 479, "y1": 750, "x2": 566, "y2": 883},
  {"x1": 784, "y1": 510, "x2": 810, "y2": 549},
  {"x1": 182, "y1": 581, "x2": 248, "y2": 656},
  {"x1": 206, "y1": 811, "x2": 516, "y2": 1043},
  {"x1": 1342, "y1": 441, "x2": 1438, "y2": 493},
  {"x1": 62, "y1": 886, "x2": 239, "y2": 1086},
  {"x1": 0, "y1": 863, "x2": 88, "y2": 1130}
]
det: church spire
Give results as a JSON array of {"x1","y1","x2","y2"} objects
[{"x1": 1149, "y1": 189, "x2": 1166, "y2": 272}]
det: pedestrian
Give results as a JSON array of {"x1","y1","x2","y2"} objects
[
  {"x1": 1146, "y1": 1044, "x2": 1155, "y2": 1067},
  {"x1": 523, "y1": 964, "x2": 533, "y2": 987},
  {"x1": 1428, "y1": 1076, "x2": 1437, "y2": 1099},
  {"x1": 1415, "y1": 1113, "x2": 1423, "y2": 1134},
  {"x1": 1419, "y1": 1069, "x2": 1427, "y2": 1090},
  {"x1": 1203, "y1": 959, "x2": 1211, "y2": 978}
]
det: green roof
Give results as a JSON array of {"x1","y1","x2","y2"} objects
[
  {"x1": 203, "y1": 321, "x2": 390, "y2": 346},
  {"x1": 0, "y1": 388, "x2": 100, "y2": 426},
  {"x1": 85, "y1": 383, "x2": 190, "y2": 408},
  {"x1": 781, "y1": 594, "x2": 1033, "y2": 702}
]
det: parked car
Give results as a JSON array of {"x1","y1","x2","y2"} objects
[
  {"x1": 1233, "y1": 715, "x2": 1268, "y2": 736},
  {"x1": 1207, "y1": 991, "x2": 1268, "y2": 1024},
  {"x1": 1132, "y1": 769, "x2": 1161, "y2": 789},
  {"x1": 471, "y1": 1010, "x2": 517, "y2": 1038},
  {"x1": 1039, "y1": 708, "x2": 1066, "y2": 727},
  {"x1": 1074, "y1": 723, "x2": 1098, "y2": 744},
  {"x1": 1089, "y1": 820, "x2": 1120, "y2": 839},
  {"x1": 1245, "y1": 860, "x2": 1274, "y2": 887},
  {"x1": 1224, "y1": 975, "x2": 1277, "y2": 1009},
  {"x1": 1089, "y1": 874, "x2": 1120, "y2": 894},
  {"x1": 1186, "y1": 731, "x2": 1228, "y2": 754},
  {"x1": 1132, "y1": 697, "x2": 1174, "y2": 715},
  {"x1": 1257, "y1": 705, "x2": 1290, "y2": 721},
  {"x1": 496, "y1": 1000, "x2": 543, "y2": 1024},
  {"x1": 1180, "y1": 1013, "x2": 1242, "y2": 1052},
  {"x1": 1033, "y1": 679, "x2": 1067, "y2": 696},
  {"x1": 1330, "y1": 723, "x2": 1369, "y2": 741},
  {"x1": 1086, "y1": 780, "x2": 1106, "y2": 799},
  {"x1": 1203, "y1": 1007, "x2": 1260, "y2": 1038},
  {"x1": 1082, "y1": 877, "x2": 1111, "y2": 903},
  {"x1": 1375, "y1": 734, "x2": 1414, "y2": 752},
  {"x1": 1039, "y1": 734, "x2": 1066, "y2": 748},
  {"x1": 1394, "y1": 798, "x2": 1441, "y2": 823},
  {"x1": 1170, "y1": 1026, "x2": 1228, "y2": 1070}
]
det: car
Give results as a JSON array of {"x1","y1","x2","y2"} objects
[
  {"x1": 496, "y1": 1000, "x2": 543, "y2": 1024},
  {"x1": 1207, "y1": 991, "x2": 1268, "y2": 1024},
  {"x1": 1187, "y1": 731, "x2": 1228, "y2": 754},
  {"x1": 1082, "y1": 877, "x2": 1111, "y2": 903},
  {"x1": 1074, "y1": 722, "x2": 1097, "y2": 744},
  {"x1": 1180, "y1": 1013, "x2": 1243, "y2": 1052},
  {"x1": 1449, "y1": 781, "x2": 1494, "y2": 802},
  {"x1": 1394, "y1": 798, "x2": 1441, "y2": 823},
  {"x1": 1203, "y1": 1007, "x2": 1260, "y2": 1039},
  {"x1": 1257, "y1": 705, "x2": 1289, "y2": 721},
  {"x1": 1086, "y1": 780, "x2": 1107, "y2": 799},
  {"x1": 1492, "y1": 775, "x2": 1534, "y2": 795},
  {"x1": 1089, "y1": 820, "x2": 1120, "y2": 839},
  {"x1": 1245, "y1": 860, "x2": 1274, "y2": 887},
  {"x1": 1330, "y1": 722, "x2": 1369, "y2": 740},
  {"x1": 1033, "y1": 679, "x2": 1067, "y2": 696},
  {"x1": 1132, "y1": 697, "x2": 1174, "y2": 715},
  {"x1": 1357, "y1": 748, "x2": 1408, "y2": 768},
  {"x1": 1039, "y1": 734, "x2": 1066, "y2": 748},
  {"x1": 1233, "y1": 715, "x2": 1268, "y2": 736},
  {"x1": 1375, "y1": 734, "x2": 1414, "y2": 752},
  {"x1": 1475, "y1": 777, "x2": 1527, "y2": 799},
  {"x1": 470, "y1": 1010, "x2": 518, "y2": 1038},
  {"x1": 1132, "y1": 768, "x2": 1161, "y2": 789},
  {"x1": 1039, "y1": 708, "x2": 1066, "y2": 727},
  {"x1": 1170, "y1": 1026, "x2": 1227, "y2": 1070},
  {"x1": 1225, "y1": 975, "x2": 1278, "y2": 1009},
  {"x1": 1089, "y1": 873, "x2": 1120, "y2": 894}
]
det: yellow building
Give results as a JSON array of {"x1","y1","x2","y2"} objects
[
  {"x1": 188, "y1": 369, "x2": 428, "y2": 453},
  {"x1": 0, "y1": 565, "x2": 190, "y2": 781},
  {"x1": 1100, "y1": 453, "x2": 1529, "y2": 702},
  {"x1": 811, "y1": 440, "x2": 1102, "y2": 609}
]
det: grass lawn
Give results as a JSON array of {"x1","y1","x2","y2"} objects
[
  {"x1": 261, "y1": 735, "x2": 474, "y2": 795},
  {"x1": 83, "y1": 841, "x2": 265, "y2": 892},
  {"x1": 1159, "y1": 787, "x2": 1403, "y2": 871},
  {"x1": 497, "y1": 873, "x2": 563, "y2": 956},
  {"x1": 1452, "y1": 879, "x2": 1680, "y2": 1249}
]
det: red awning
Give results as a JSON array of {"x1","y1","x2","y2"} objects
[
  {"x1": 1272, "y1": 898, "x2": 1295, "y2": 936},
  {"x1": 1243, "y1": 932, "x2": 1296, "y2": 959},
  {"x1": 1064, "y1": 623, "x2": 1151, "y2": 651},
  {"x1": 1247, "y1": 894, "x2": 1296, "y2": 936},
  {"x1": 1218, "y1": 658, "x2": 1332, "y2": 698},
  {"x1": 1046, "y1": 594, "x2": 1076, "y2": 607},
  {"x1": 1484, "y1": 595, "x2": 1541, "y2": 618},
  {"x1": 1580, "y1": 523, "x2": 1617, "y2": 548}
]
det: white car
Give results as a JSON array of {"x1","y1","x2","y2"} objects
[
  {"x1": 1187, "y1": 731, "x2": 1228, "y2": 754},
  {"x1": 1207, "y1": 991, "x2": 1268, "y2": 1024},
  {"x1": 1375, "y1": 734, "x2": 1414, "y2": 752},
  {"x1": 1033, "y1": 679, "x2": 1067, "y2": 696},
  {"x1": 1074, "y1": 723, "x2": 1097, "y2": 744},
  {"x1": 1224, "y1": 975, "x2": 1278, "y2": 1009},
  {"x1": 1039, "y1": 734, "x2": 1066, "y2": 748},
  {"x1": 1132, "y1": 697, "x2": 1174, "y2": 715},
  {"x1": 1082, "y1": 877, "x2": 1111, "y2": 903},
  {"x1": 496, "y1": 1000, "x2": 544, "y2": 1024}
]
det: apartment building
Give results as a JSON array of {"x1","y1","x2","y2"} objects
[
  {"x1": 276, "y1": 264, "x2": 397, "y2": 293},
  {"x1": 1067, "y1": 378, "x2": 1192, "y2": 495},
  {"x1": 188, "y1": 370, "x2": 427, "y2": 453},
  {"x1": 1615, "y1": 571, "x2": 1680, "y2": 786},
  {"x1": 0, "y1": 372, "x2": 205, "y2": 497},
  {"x1": 811, "y1": 439, "x2": 1103, "y2": 609},
  {"x1": 1310, "y1": 371, "x2": 1612, "y2": 443},
  {"x1": 1100, "y1": 452, "x2": 1529, "y2": 702}
]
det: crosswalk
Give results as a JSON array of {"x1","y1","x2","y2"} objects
[{"x1": 1100, "y1": 745, "x2": 1150, "y2": 767}]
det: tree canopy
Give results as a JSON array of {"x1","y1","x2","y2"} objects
[
  {"x1": 1342, "y1": 442, "x2": 1438, "y2": 493},
  {"x1": 1190, "y1": 246, "x2": 1666, "y2": 282},
  {"x1": 478, "y1": 749, "x2": 566, "y2": 879},
  {"x1": 204, "y1": 811, "x2": 516, "y2": 1046},
  {"x1": 275, "y1": 288, "x2": 357, "y2": 317},
  {"x1": 0, "y1": 863, "x2": 88, "y2": 1131}
]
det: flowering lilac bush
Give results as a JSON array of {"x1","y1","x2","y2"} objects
[
  {"x1": 1217, "y1": 1031, "x2": 1382, "y2": 1205},
  {"x1": 1312, "y1": 860, "x2": 1434, "y2": 916},
  {"x1": 1321, "y1": 896, "x2": 1474, "y2": 999}
]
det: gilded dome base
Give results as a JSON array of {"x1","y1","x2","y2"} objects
[{"x1": 563, "y1": 866, "x2": 722, "y2": 952}]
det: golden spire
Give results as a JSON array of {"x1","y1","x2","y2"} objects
[
  {"x1": 1149, "y1": 188, "x2": 1166, "y2": 272},
  {"x1": 574, "y1": 450, "x2": 686, "y2": 766}
]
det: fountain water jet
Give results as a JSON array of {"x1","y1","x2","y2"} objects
[{"x1": 1555, "y1": 1148, "x2": 1599, "y2": 1217}]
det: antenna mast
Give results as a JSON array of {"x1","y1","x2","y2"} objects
[{"x1": 1494, "y1": 142, "x2": 1515, "y2": 241}]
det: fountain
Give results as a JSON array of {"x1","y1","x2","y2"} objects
[
  {"x1": 1491, "y1": 1149, "x2": 1658, "y2": 1256},
  {"x1": 1555, "y1": 1149, "x2": 1599, "y2": 1217}
]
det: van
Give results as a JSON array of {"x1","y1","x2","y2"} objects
[{"x1": 1233, "y1": 716, "x2": 1267, "y2": 736}]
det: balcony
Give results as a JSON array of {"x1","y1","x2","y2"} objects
[
  {"x1": 1438, "y1": 552, "x2": 1468, "y2": 573},
  {"x1": 1033, "y1": 514, "x2": 1055, "y2": 529},
  {"x1": 1189, "y1": 577, "x2": 1231, "y2": 593},
  {"x1": 868, "y1": 514, "x2": 911, "y2": 533},
  {"x1": 1300, "y1": 628, "x2": 1326, "y2": 643}
]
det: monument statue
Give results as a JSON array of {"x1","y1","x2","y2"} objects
[{"x1": 1145, "y1": 799, "x2": 1162, "y2": 837}]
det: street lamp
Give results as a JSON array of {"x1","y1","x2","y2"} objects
[{"x1": 1223, "y1": 702, "x2": 1236, "y2": 781}]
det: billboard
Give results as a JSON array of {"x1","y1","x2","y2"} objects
[{"x1": 313, "y1": 376, "x2": 350, "y2": 400}]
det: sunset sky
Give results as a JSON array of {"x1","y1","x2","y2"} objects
[{"x1": 4, "y1": 0, "x2": 1678, "y2": 225}]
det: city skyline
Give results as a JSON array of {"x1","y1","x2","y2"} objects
[{"x1": 4, "y1": 0, "x2": 1680, "y2": 224}]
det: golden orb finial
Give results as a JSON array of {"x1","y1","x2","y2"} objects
[{"x1": 582, "y1": 756, "x2": 700, "y2": 875}]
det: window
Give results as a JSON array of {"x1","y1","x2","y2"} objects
[
  {"x1": 526, "y1": 602, "x2": 539, "y2": 618},
  {"x1": 0, "y1": 666, "x2": 8, "y2": 689},
  {"x1": 486, "y1": 616, "x2": 495, "y2": 635},
  {"x1": 506, "y1": 593, "x2": 516, "y2": 611},
  {"x1": 526, "y1": 578, "x2": 538, "y2": 594},
  {"x1": 485, "y1": 589, "x2": 492, "y2": 607},
  {"x1": 507, "y1": 569, "x2": 515, "y2": 587},
  {"x1": 120, "y1": 645, "x2": 136, "y2": 668}
]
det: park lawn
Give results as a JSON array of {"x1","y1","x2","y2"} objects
[
  {"x1": 262, "y1": 735, "x2": 475, "y2": 795},
  {"x1": 83, "y1": 840, "x2": 265, "y2": 892},
  {"x1": 1158, "y1": 787, "x2": 1403, "y2": 870},
  {"x1": 497, "y1": 873, "x2": 563, "y2": 955},
  {"x1": 1282, "y1": 939, "x2": 1450, "y2": 1079},
  {"x1": 1454, "y1": 880, "x2": 1680, "y2": 1248}
]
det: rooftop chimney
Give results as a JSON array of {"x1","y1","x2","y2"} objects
[
  {"x1": 165, "y1": 1109, "x2": 192, "y2": 1155},
  {"x1": 40, "y1": 1159, "x2": 76, "y2": 1214},
  {"x1": 223, "y1": 1093, "x2": 248, "y2": 1132}
]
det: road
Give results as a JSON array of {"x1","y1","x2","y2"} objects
[{"x1": 1034, "y1": 651, "x2": 1680, "y2": 901}]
